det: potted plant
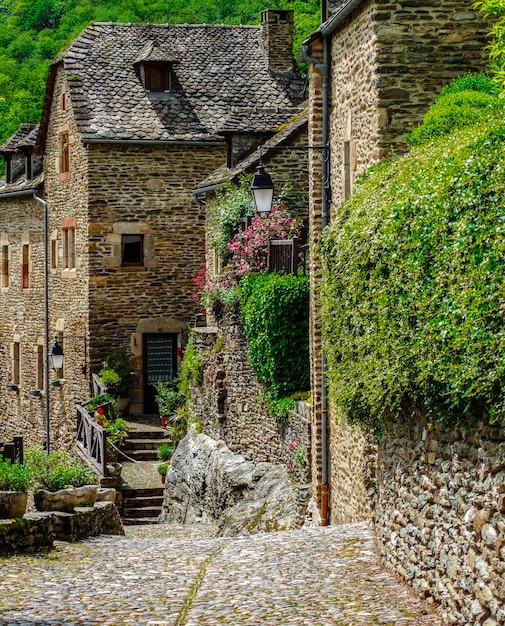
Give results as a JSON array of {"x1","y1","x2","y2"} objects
[
  {"x1": 157, "y1": 442, "x2": 174, "y2": 462},
  {"x1": 153, "y1": 380, "x2": 184, "y2": 429},
  {"x1": 0, "y1": 458, "x2": 32, "y2": 519},
  {"x1": 7, "y1": 383, "x2": 18, "y2": 392},
  {"x1": 26, "y1": 448, "x2": 97, "y2": 513},
  {"x1": 157, "y1": 461, "x2": 169, "y2": 484},
  {"x1": 30, "y1": 388, "x2": 41, "y2": 397},
  {"x1": 50, "y1": 375, "x2": 60, "y2": 388},
  {"x1": 99, "y1": 349, "x2": 136, "y2": 414}
]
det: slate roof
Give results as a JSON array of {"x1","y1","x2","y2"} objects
[
  {"x1": 193, "y1": 108, "x2": 308, "y2": 194},
  {"x1": 38, "y1": 22, "x2": 305, "y2": 148},
  {"x1": 0, "y1": 124, "x2": 39, "y2": 153},
  {"x1": 0, "y1": 124, "x2": 43, "y2": 196}
]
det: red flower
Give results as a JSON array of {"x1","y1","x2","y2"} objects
[{"x1": 96, "y1": 407, "x2": 104, "y2": 415}]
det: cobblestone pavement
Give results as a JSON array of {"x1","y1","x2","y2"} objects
[{"x1": 0, "y1": 522, "x2": 442, "y2": 626}]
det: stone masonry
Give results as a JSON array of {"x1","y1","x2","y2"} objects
[
  {"x1": 190, "y1": 309, "x2": 311, "y2": 487},
  {"x1": 375, "y1": 415, "x2": 505, "y2": 625}
]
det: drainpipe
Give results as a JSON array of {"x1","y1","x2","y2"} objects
[
  {"x1": 33, "y1": 190, "x2": 50, "y2": 454},
  {"x1": 300, "y1": 37, "x2": 330, "y2": 525}
]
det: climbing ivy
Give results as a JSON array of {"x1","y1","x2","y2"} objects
[
  {"x1": 318, "y1": 98, "x2": 505, "y2": 431},
  {"x1": 239, "y1": 272, "x2": 310, "y2": 400}
]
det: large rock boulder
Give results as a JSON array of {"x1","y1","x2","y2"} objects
[{"x1": 158, "y1": 428, "x2": 302, "y2": 535}]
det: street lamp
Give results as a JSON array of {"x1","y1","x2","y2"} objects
[
  {"x1": 250, "y1": 164, "x2": 274, "y2": 215},
  {"x1": 49, "y1": 340, "x2": 64, "y2": 372}
]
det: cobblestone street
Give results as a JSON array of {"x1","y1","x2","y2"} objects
[{"x1": 0, "y1": 521, "x2": 442, "y2": 625}]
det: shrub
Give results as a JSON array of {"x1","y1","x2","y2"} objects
[
  {"x1": 405, "y1": 89, "x2": 503, "y2": 146},
  {"x1": 240, "y1": 272, "x2": 310, "y2": 398},
  {"x1": 153, "y1": 380, "x2": 185, "y2": 418},
  {"x1": 157, "y1": 442, "x2": 174, "y2": 461},
  {"x1": 318, "y1": 111, "x2": 505, "y2": 430},
  {"x1": 25, "y1": 447, "x2": 96, "y2": 492},
  {"x1": 0, "y1": 459, "x2": 32, "y2": 492},
  {"x1": 437, "y1": 72, "x2": 499, "y2": 97},
  {"x1": 157, "y1": 461, "x2": 170, "y2": 477},
  {"x1": 100, "y1": 349, "x2": 135, "y2": 397}
]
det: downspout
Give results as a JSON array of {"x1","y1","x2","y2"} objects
[
  {"x1": 300, "y1": 38, "x2": 330, "y2": 525},
  {"x1": 33, "y1": 190, "x2": 50, "y2": 454}
]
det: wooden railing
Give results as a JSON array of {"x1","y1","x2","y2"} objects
[
  {"x1": 91, "y1": 372, "x2": 108, "y2": 397},
  {"x1": 0, "y1": 436, "x2": 23, "y2": 464},
  {"x1": 76, "y1": 404, "x2": 107, "y2": 476}
]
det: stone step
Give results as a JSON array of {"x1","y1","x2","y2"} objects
[
  {"x1": 120, "y1": 449, "x2": 159, "y2": 462},
  {"x1": 122, "y1": 517, "x2": 160, "y2": 526},
  {"x1": 123, "y1": 506, "x2": 161, "y2": 518},
  {"x1": 122, "y1": 487, "x2": 164, "y2": 498},
  {"x1": 123, "y1": 496, "x2": 164, "y2": 508},
  {"x1": 126, "y1": 429, "x2": 168, "y2": 440},
  {"x1": 123, "y1": 438, "x2": 166, "y2": 450}
]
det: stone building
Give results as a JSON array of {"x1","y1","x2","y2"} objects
[
  {"x1": 0, "y1": 10, "x2": 305, "y2": 450},
  {"x1": 303, "y1": 0, "x2": 490, "y2": 525}
]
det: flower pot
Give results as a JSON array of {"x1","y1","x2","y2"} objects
[
  {"x1": 161, "y1": 474, "x2": 166, "y2": 485},
  {"x1": 7, "y1": 383, "x2": 18, "y2": 392},
  {"x1": 30, "y1": 389, "x2": 41, "y2": 397},
  {"x1": 106, "y1": 462, "x2": 122, "y2": 478},
  {"x1": 50, "y1": 379, "x2": 60, "y2": 388},
  {"x1": 117, "y1": 397, "x2": 130, "y2": 415},
  {"x1": 160, "y1": 416, "x2": 168, "y2": 429},
  {"x1": 0, "y1": 491, "x2": 28, "y2": 519}
]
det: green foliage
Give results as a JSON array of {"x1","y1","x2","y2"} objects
[
  {"x1": 475, "y1": 0, "x2": 505, "y2": 89},
  {"x1": 101, "y1": 348, "x2": 135, "y2": 397},
  {"x1": 0, "y1": 0, "x2": 318, "y2": 145},
  {"x1": 240, "y1": 272, "x2": 310, "y2": 398},
  {"x1": 319, "y1": 106, "x2": 505, "y2": 431},
  {"x1": 0, "y1": 459, "x2": 33, "y2": 492},
  {"x1": 157, "y1": 461, "x2": 169, "y2": 476},
  {"x1": 267, "y1": 393, "x2": 295, "y2": 421},
  {"x1": 179, "y1": 337, "x2": 203, "y2": 397},
  {"x1": 156, "y1": 442, "x2": 174, "y2": 461},
  {"x1": 98, "y1": 369, "x2": 120, "y2": 391},
  {"x1": 437, "y1": 72, "x2": 499, "y2": 97},
  {"x1": 206, "y1": 179, "x2": 254, "y2": 264},
  {"x1": 153, "y1": 380, "x2": 185, "y2": 417},
  {"x1": 405, "y1": 88, "x2": 503, "y2": 146},
  {"x1": 25, "y1": 447, "x2": 96, "y2": 491}
]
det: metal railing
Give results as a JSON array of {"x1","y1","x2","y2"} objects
[
  {"x1": 0, "y1": 436, "x2": 23, "y2": 464},
  {"x1": 76, "y1": 403, "x2": 107, "y2": 476}
]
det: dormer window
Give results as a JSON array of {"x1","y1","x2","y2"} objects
[
  {"x1": 134, "y1": 40, "x2": 175, "y2": 96},
  {"x1": 145, "y1": 62, "x2": 171, "y2": 93},
  {"x1": 5, "y1": 155, "x2": 12, "y2": 184},
  {"x1": 25, "y1": 152, "x2": 33, "y2": 180}
]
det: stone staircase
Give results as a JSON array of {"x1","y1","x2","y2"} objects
[{"x1": 119, "y1": 418, "x2": 169, "y2": 525}]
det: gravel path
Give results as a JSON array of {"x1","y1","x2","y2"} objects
[{"x1": 0, "y1": 522, "x2": 442, "y2": 625}]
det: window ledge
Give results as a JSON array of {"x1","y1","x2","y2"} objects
[{"x1": 61, "y1": 268, "x2": 77, "y2": 279}]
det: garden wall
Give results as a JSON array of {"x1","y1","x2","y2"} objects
[
  {"x1": 190, "y1": 309, "x2": 311, "y2": 487},
  {"x1": 374, "y1": 414, "x2": 505, "y2": 625}
]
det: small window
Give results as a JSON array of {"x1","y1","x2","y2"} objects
[
  {"x1": 122, "y1": 235, "x2": 144, "y2": 266},
  {"x1": 5, "y1": 156, "x2": 12, "y2": 184},
  {"x1": 25, "y1": 153, "x2": 33, "y2": 180},
  {"x1": 1, "y1": 245, "x2": 8, "y2": 288},
  {"x1": 344, "y1": 141, "x2": 351, "y2": 199},
  {"x1": 51, "y1": 238, "x2": 58, "y2": 270},
  {"x1": 62, "y1": 226, "x2": 75, "y2": 270},
  {"x1": 13, "y1": 341, "x2": 20, "y2": 385},
  {"x1": 59, "y1": 131, "x2": 70, "y2": 174},
  {"x1": 36, "y1": 344, "x2": 44, "y2": 390},
  {"x1": 21, "y1": 244, "x2": 29, "y2": 289},
  {"x1": 145, "y1": 63, "x2": 171, "y2": 92}
]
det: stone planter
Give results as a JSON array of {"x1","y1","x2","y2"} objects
[
  {"x1": 34, "y1": 485, "x2": 98, "y2": 513},
  {"x1": 0, "y1": 491, "x2": 28, "y2": 519},
  {"x1": 117, "y1": 397, "x2": 130, "y2": 415},
  {"x1": 106, "y1": 463, "x2": 122, "y2": 478}
]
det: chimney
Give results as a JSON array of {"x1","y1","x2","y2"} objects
[{"x1": 260, "y1": 9, "x2": 295, "y2": 77}]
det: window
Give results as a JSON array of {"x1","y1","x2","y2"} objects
[
  {"x1": 62, "y1": 225, "x2": 75, "y2": 270},
  {"x1": 122, "y1": 235, "x2": 144, "y2": 266},
  {"x1": 145, "y1": 63, "x2": 171, "y2": 92},
  {"x1": 25, "y1": 153, "x2": 33, "y2": 180},
  {"x1": 58, "y1": 131, "x2": 70, "y2": 179},
  {"x1": 5, "y1": 156, "x2": 12, "y2": 184},
  {"x1": 1, "y1": 245, "x2": 8, "y2": 288},
  {"x1": 21, "y1": 244, "x2": 29, "y2": 289},
  {"x1": 344, "y1": 141, "x2": 351, "y2": 199},
  {"x1": 36, "y1": 344, "x2": 44, "y2": 390},
  {"x1": 51, "y1": 238, "x2": 58, "y2": 270},
  {"x1": 13, "y1": 341, "x2": 20, "y2": 385}
]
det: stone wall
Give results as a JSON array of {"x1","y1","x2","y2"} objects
[
  {"x1": 374, "y1": 415, "x2": 505, "y2": 625},
  {"x1": 190, "y1": 309, "x2": 311, "y2": 486}
]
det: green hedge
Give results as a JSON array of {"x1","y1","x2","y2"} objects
[
  {"x1": 319, "y1": 109, "x2": 505, "y2": 429},
  {"x1": 240, "y1": 272, "x2": 310, "y2": 397}
]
